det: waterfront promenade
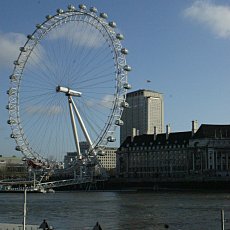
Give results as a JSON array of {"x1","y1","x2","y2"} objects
[{"x1": 0, "y1": 223, "x2": 39, "y2": 230}]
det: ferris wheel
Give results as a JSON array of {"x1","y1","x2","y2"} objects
[{"x1": 7, "y1": 4, "x2": 131, "y2": 166}]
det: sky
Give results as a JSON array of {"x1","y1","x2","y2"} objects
[{"x1": 1, "y1": 0, "x2": 230, "y2": 156}]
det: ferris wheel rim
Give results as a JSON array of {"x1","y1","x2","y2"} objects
[{"x1": 7, "y1": 4, "x2": 131, "y2": 162}]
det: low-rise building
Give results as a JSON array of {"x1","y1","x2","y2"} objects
[
  {"x1": 63, "y1": 143, "x2": 117, "y2": 176},
  {"x1": 0, "y1": 155, "x2": 27, "y2": 179},
  {"x1": 117, "y1": 123, "x2": 230, "y2": 180},
  {"x1": 190, "y1": 124, "x2": 230, "y2": 177},
  {"x1": 97, "y1": 147, "x2": 117, "y2": 176},
  {"x1": 117, "y1": 129, "x2": 192, "y2": 178}
]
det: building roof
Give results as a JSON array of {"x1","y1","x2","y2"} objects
[
  {"x1": 120, "y1": 131, "x2": 192, "y2": 149},
  {"x1": 193, "y1": 124, "x2": 230, "y2": 139},
  {"x1": 120, "y1": 124, "x2": 230, "y2": 150},
  {"x1": 127, "y1": 89, "x2": 162, "y2": 96},
  {"x1": 0, "y1": 156, "x2": 23, "y2": 165}
]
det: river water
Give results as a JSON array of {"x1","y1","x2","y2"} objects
[{"x1": 0, "y1": 191, "x2": 229, "y2": 230}]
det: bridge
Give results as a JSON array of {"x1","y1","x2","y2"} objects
[{"x1": 0, "y1": 174, "x2": 108, "y2": 192}]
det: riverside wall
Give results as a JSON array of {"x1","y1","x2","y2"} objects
[{"x1": 101, "y1": 177, "x2": 230, "y2": 191}]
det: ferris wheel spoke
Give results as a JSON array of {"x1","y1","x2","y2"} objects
[
  {"x1": 68, "y1": 38, "x2": 110, "y2": 83},
  {"x1": 27, "y1": 46, "x2": 59, "y2": 85},
  {"x1": 78, "y1": 97, "x2": 114, "y2": 132},
  {"x1": 70, "y1": 37, "x2": 108, "y2": 83},
  {"x1": 70, "y1": 44, "x2": 112, "y2": 85}
]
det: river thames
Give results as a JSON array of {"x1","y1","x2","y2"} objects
[{"x1": 0, "y1": 191, "x2": 230, "y2": 230}]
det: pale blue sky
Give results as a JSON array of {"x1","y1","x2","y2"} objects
[{"x1": 1, "y1": 0, "x2": 230, "y2": 156}]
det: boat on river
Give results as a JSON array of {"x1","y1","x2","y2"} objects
[
  {"x1": 0, "y1": 179, "x2": 55, "y2": 193},
  {"x1": 0, "y1": 184, "x2": 47, "y2": 193}
]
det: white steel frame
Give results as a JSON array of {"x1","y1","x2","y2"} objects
[{"x1": 7, "y1": 4, "x2": 131, "y2": 166}]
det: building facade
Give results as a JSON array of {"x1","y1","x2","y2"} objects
[
  {"x1": 117, "y1": 124, "x2": 230, "y2": 180},
  {"x1": 0, "y1": 155, "x2": 27, "y2": 179},
  {"x1": 63, "y1": 142, "x2": 117, "y2": 176},
  {"x1": 120, "y1": 89, "x2": 164, "y2": 144},
  {"x1": 190, "y1": 124, "x2": 230, "y2": 177},
  {"x1": 97, "y1": 147, "x2": 117, "y2": 176},
  {"x1": 117, "y1": 129, "x2": 192, "y2": 178}
]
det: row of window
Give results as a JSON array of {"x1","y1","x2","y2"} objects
[
  {"x1": 125, "y1": 151, "x2": 187, "y2": 156},
  {"x1": 126, "y1": 145, "x2": 187, "y2": 150}
]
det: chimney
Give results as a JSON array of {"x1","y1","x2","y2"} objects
[
  {"x1": 131, "y1": 128, "x2": 136, "y2": 142},
  {"x1": 192, "y1": 120, "x2": 198, "y2": 136},
  {"x1": 166, "y1": 124, "x2": 171, "y2": 140},
  {"x1": 154, "y1": 126, "x2": 157, "y2": 141}
]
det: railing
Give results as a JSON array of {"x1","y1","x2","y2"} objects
[
  {"x1": 0, "y1": 223, "x2": 39, "y2": 230},
  {"x1": 40, "y1": 176, "x2": 94, "y2": 189}
]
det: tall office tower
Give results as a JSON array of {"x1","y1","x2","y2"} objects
[{"x1": 120, "y1": 89, "x2": 164, "y2": 144}]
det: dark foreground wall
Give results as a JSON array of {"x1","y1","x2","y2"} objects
[
  {"x1": 102, "y1": 178, "x2": 230, "y2": 191},
  {"x1": 54, "y1": 177, "x2": 230, "y2": 191}
]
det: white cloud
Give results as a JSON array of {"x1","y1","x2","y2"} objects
[
  {"x1": 184, "y1": 0, "x2": 230, "y2": 38},
  {"x1": 47, "y1": 23, "x2": 104, "y2": 48},
  {"x1": 84, "y1": 95, "x2": 114, "y2": 108},
  {"x1": 26, "y1": 105, "x2": 62, "y2": 115},
  {"x1": 0, "y1": 22, "x2": 103, "y2": 73},
  {"x1": 0, "y1": 32, "x2": 26, "y2": 70},
  {"x1": 100, "y1": 94, "x2": 114, "y2": 108}
]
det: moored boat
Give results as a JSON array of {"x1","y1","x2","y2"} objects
[{"x1": 0, "y1": 184, "x2": 47, "y2": 193}]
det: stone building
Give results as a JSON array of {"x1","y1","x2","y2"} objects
[
  {"x1": 117, "y1": 127, "x2": 192, "y2": 178},
  {"x1": 190, "y1": 124, "x2": 230, "y2": 177},
  {"x1": 0, "y1": 155, "x2": 27, "y2": 179},
  {"x1": 117, "y1": 123, "x2": 230, "y2": 180}
]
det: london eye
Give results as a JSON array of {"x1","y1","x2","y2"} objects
[{"x1": 7, "y1": 4, "x2": 131, "y2": 183}]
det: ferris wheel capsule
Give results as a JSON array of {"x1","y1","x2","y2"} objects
[
  {"x1": 46, "y1": 15, "x2": 52, "y2": 20},
  {"x1": 123, "y1": 65, "x2": 132, "y2": 72},
  {"x1": 57, "y1": 9, "x2": 64, "y2": 14},
  {"x1": 20, "y1": 47, "x2": 26, "y2": 52},
  {"x1": 121, "y1": 48, "x2": 128, "y2": 55},
  {"x1": 7, "y1": 119, "x2": 16, "y2": 125},
  {"x1": 100, "y1": 13, "x2": 108, "y2": 19},
  {"x1": 27, "y1": 34, "x2": 35, "y2": 40},
  {"x1": 123, "y1": 83, "x2": 132, "y2": 89},
  {"x1": 6, "y1": 104, "x2": 14, "y2": 111},
  {"x1": 68, "y1": 5, "x2": 75, "y2": 11},
  {"x1": 109, "y1": 21, "x2": 116, "y2": 28},
  {"x1": 116, "y1": 33, "x2": 124, "y2": 40},
  {"x1": 107, "y1": 136, "x2": 116, "y2": 142},
  {"x1": 90, "y1": 7, "x2": 97, "y2": 13},
  {"x1": 36, "y1": 24, "x2": 45, "y2": 29},
  {"x1": 7, "y1": 88, "x2": 16, "y2": 95},
  {"x1": 9, "y1": 74, "x2": 17, "y2": 81},
  {"x1": 121, "y1": 101, "x2": 129, "y2": 108},
  {"x1": 15, "y1": 146, "x2": 22, "y2": 151},
  {"x1": 13, "y1": 60, "x2": 20, "y2": 65},
  {"x1": 79, "y1": 4, "x2": 87, "y2": 10},
  {"x1": 115, "y1": 119, "x2": 124, "y2": 126}
]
